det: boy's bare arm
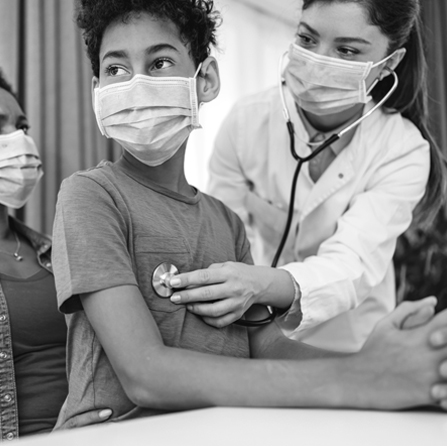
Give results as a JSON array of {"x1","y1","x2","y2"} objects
[{"x1": 81, "y1": 285, "x2": 447, "y2": 412}]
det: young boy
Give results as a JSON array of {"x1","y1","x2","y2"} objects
[{"x1": 52, "y1": 0, "x2": 447, "y2": 428}]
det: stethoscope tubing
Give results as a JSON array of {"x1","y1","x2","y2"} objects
[
  {"x1": 234, "y1": 62, "x2": 399, "y2": 327},
  {"x1": 153, "y1": 60, "x2": 399, "y2": 328}
]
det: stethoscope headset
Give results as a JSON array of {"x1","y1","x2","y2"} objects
[{"x1": 151, "y1": 54, "x2": 399, "y2": 327}]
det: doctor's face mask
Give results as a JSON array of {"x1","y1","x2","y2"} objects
[
  {"x1": 0, "y1": 130, "x2": 43, "y2": 209},
  {"x1": 93, "y1": 66, "x2": 202, "y2": 167},
  {"x1": 285, "y1": 43, "x2": 396, "y2": 116}
]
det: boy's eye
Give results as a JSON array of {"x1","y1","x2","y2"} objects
[
  {"x1": 152, "y1": 58, "x2": 174, "y2": 71},
  {"x1": 105, "y1": 65, "x2": 128, "y2": 77},
  {"x1": 19, "y1": 125, "x2": 29, "y2": 134}
]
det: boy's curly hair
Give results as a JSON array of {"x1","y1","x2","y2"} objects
[{"x1": 76, "y1": 0, "x2": 221, "y2": 77}]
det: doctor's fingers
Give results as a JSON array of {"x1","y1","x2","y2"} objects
[
  {"x1": 186, "y1": 298, "x2": 246, "y2": 322},
  {"x1": 169, "y1": 263, "x2": 229, "y2": 289},
  {"x1": 170, "y1": 282, "x2": 229, "y2": 305}
]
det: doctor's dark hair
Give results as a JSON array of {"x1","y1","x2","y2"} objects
[
  {"x1": 75, "y1": 0, "x2": 221, "y2": 77},
  {"x1": 302, "y1": 0, "x2": 446, "y2": 226}
]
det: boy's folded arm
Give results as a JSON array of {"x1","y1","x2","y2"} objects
[
  {"x1": 80, "y1": 285, "x2": 352, "y2": 410},
  {"x1": 80, "y1": 285, "x2": 447, "y2": 412}
]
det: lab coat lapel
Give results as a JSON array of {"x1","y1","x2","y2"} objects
[{"x1": 300, "y1": 139, "x2": 355, "y2": 221}]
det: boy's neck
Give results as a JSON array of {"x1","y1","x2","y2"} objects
[{"x1": 122, "y1": 148, "x2": 195, "y2": 197}]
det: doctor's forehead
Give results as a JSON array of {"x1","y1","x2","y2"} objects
[{"x1": 99, "y1": 12, "x2": 189, "y2": 64}]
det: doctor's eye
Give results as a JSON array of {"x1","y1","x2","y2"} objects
[
  {"x1": 337, "y1": 46, "x2": 360, "y2": 58},
  {"x1": 104, "y1": 65, "x2": 129, "y2": 77},
  {"x1": 297, "y1": 33, "x2": 315, "y2": 47},
  {"x1": 151, "y1": 58, "x2": 174, "y2": 72}
]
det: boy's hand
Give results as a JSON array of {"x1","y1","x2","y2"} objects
[
  {"x1": 399, "y1": 296, "x2": 437, "y2": 329},
  {"x1": 348, "y1": 304, "x2": 447, "y2": 410},
  {"x1": 168, "y1": 262, "x2": 294, "y2": 327}
]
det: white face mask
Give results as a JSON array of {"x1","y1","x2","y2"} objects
[
  {"x1": 0, "y1": 130, "x2": 43, "y2": 209},
  {"x1": 285, "y1": 43, "x2": 396, "y2": 115},
  {"x1": 93, "y1": 66, "x2": 202, "y2": 167}
]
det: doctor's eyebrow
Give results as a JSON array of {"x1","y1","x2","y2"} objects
[{"x1": 299, "y1": 22, "x2": 371, "y2": 45}]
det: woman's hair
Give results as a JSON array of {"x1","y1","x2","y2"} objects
[
  {"x1": 76, "y1": 0, "x2": 221, "y2": 78},
  {"x1": 302, "y1": 0, "x2": 447, "y2": 225}
]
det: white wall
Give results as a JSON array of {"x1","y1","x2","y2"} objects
[{"x1": 185, "y1": 0, "x2": 300, "y2": 191}]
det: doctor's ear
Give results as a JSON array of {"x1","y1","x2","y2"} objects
[
  {"x1": 379, "y1": 48, "x2": 406, "y2": 80},
  {"x1": 196, "y1": 56, "x2": 220, "y2": 103},
  {"x1": 91, "y1": 77, "x2": 100, "y2": 111}
]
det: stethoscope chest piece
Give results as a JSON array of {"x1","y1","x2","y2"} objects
[{"x1": 152, "y1": 262, "x2": 180, "y2": 298}]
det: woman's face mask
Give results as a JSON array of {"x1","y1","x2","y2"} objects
[
  {"x1": 93, "y1": 66, "x2": 202, "y2": 167},
  {"x1": 285, "y1": 43, "x2": 396, "y2": 116},
  {"x1": 0, "y1": 130, "x2": 43, "y2": 209}
]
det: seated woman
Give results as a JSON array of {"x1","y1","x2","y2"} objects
[{"x1": 0, "y1": 70, "x2": 110, "y2": 439}]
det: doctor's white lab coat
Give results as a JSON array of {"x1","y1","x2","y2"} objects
[{"x1": 208, "y1": 87, "x2": 430, "y2": 352}]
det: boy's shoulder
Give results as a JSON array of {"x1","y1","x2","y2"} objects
[
  {"x1": 201, "y1": 190, "x2": 245, "y2": 228},
  {"x1": 60, "y1": 160, "x2": 119, "y2": 191}
]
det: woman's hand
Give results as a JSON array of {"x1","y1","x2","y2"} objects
[
  {"x1": 169, "y1": 262, "x2": 295, "y2": 328},
  {"x1": 61, "y1": 409, "x2": 112, "y2": 429}
]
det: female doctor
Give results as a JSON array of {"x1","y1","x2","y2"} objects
[{"x1": 168, "y1": 0, "x2": 447, "y2": 352}]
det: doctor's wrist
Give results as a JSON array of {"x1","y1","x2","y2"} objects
[{"x1": 258, "y1": 268, "x2": 301, "y2": 310}]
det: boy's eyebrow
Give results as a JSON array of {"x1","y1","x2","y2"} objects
[
  {"x1": 146, "y1": 43, "x2": 180, "y2": 55},
  {"x1": 102, "y1": 50, "x2": 129, "y2": 63},
  {"x1": 299, "y1": 22, "x2": 371, "y2": 45},
  {"x1": 102, "y1": 44, "x2": 180, "y2": 63}
]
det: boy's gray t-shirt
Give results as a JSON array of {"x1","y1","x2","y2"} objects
[{"x1": 52, "y1": 155, "x2": 252, "y2": 427}]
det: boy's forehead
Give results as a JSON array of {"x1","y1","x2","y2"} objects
[{"x1": 99, "y1": 12, "x2": 189, "y2": 62}]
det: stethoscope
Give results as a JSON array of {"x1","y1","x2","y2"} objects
[{"x1": 151, "y1": 55, "x2": 399, "y2": 327}]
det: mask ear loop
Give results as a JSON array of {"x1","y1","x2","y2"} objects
[{"x1": 194, "y1": 62, "x2": 203, "y2": 79}]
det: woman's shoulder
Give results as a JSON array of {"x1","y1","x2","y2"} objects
[{"x1": 368, "y1": 106, "x2": 426, "y2": 144}]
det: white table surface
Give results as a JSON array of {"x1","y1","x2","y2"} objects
[{"x1": 19, "y1": 407, "x2": 447, "y2": 446}]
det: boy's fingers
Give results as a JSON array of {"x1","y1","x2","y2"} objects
[
  {"x1": 385, "y1": 297, "x2": 437, "y2": 329},
  {"x1": 431, "y1": 384, "x2": 447, "y2": 401},
  {"x1": 430, "y1": 329, "x2": 447, "y2": 349},
  {"x1": 401, "y1": 304, "x2": 435, "y2": 329},
  {"x1": 439, "y1": 360, "x2": 447, "y2": 379}
]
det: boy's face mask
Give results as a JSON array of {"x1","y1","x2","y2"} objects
[
  {"x1": 285, "y1": 43, "x2": 396, "y2": 115},
  {"x1": 93, "y1": 66, "x2": 202, "y2": 167},
  {"x1": 0, "y1": 130, "x2": 43, "y2": 209}
]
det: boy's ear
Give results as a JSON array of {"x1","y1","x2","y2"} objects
[
  {"x1": 196, "y1": 56, "x2": 220, "y2": 103},
  {"x1": 91, "y1": 76, "x2": 99, "y2": 111}
]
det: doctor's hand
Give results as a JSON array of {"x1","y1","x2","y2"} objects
[{"x1": 168, "y1": 262, "x2": 295, "y2": 328}]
